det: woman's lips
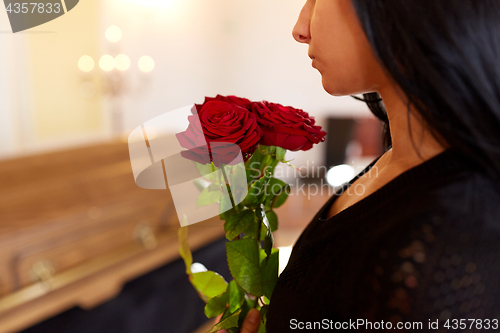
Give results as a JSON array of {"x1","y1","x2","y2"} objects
[
  {"x1": 309, "y1": 54, "x2": 317, "y2": 68},
  {"x1": 310, "y1": 57, "x2": 317, "y2": 68}
]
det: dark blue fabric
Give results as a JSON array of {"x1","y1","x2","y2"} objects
[{"x1": 22, "y1": 236, "x2": 231, "y2": 333}]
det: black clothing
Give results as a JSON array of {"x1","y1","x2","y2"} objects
[{"x1": 267, "y1": 148, "x2": 500, "y2": 332}]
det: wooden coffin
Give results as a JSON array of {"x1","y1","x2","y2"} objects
[{"x1": 0, "y1": 139, "x2": 224, "y2": 332}]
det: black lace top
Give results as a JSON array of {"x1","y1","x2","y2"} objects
[{"x1": 266, "y1": 148, "x2": 500, "y2": 332}]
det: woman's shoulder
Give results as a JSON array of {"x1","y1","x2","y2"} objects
[
  {"x1": 370, "y1": 147, "x2": 500, "y2": 230},
  {"x1": 268, "y1": 150, "x2": 500, "y2": 330},
  {"x1": 304, "y1": 148, "x2": 500, "y2": 243},
  {"x1": 414, "y1": 162, "x2": 500, "y2": 228},
  {"x1": 348, "y1": 171, "x2": 500, "y2": 323}
]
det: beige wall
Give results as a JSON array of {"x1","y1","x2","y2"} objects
[
  {"x1": 101, "y1": 0, "x2": 373, "y2": 168},
  {"x1": 1, "y1": 0, "x2": 373, "y2": 164},
  {"x1": 25, "y1": 0, "x2": 104, "y2": 139}
]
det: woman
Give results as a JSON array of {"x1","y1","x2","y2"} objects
[{"x1": 221, "y1": 0, "x2": 500, "y2": 331}]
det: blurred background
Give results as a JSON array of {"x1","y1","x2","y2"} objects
[{"x1": 0, "y1": 0, "x2": 384, "y2": 332}]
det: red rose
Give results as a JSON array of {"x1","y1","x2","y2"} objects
[
  {"x1": 200, "y1": 95, "x2": 253, "y2": 111},
  {"x1": 176, "y1": 100, "x2": 263, "y2": 166},
  {"x1": 251, "y1": 101, "x2": 327, "y2": 151}
]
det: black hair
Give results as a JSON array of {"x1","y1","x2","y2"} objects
[
  {"x1": 349, "y1": 0, "x2": 500, "y2": 182},
  {"x1": 350, "y1": 92, "x2": 391, "y2": 150}
]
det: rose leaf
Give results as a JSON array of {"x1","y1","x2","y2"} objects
[
  {"x1": 260, "y1": 248, "x2": 279, "y2": 300},
  {"x1": 264, "y1": 177, "x2": 287, "y2": 209},
  {"x1": 265, "y1": 210, "x2": 278, "y2": 232},
  {"x1": 273, "y1": 184, "x2": 290, "y2": 209},
  {"x1": 226, "y1": 238, "x2": 263, "y2": 296},
  {"x1": 276, "y1": 147, "x2": 287, "y2": 162},
  {"x1": 245, "y1": 172, "x2": 271, "y2": 207},
  {"x1": 228, "y1": 280, "x2": 245, "y2": 313},
  {"x1": 263, "y1": 227, "x2": 273, "y2": 257},
  {"x1": 204, "y1": 288, "x2": 229, "y2": 318},
  {"x1": 197, "y1": 186, "x2": 222, "y2": 207},
  {"x1": 191, "y1": 271, "x2": 228, "y2": 299},
  {"x1": 224, "y1": 210, "x2": 255, "y2": 241},
  {"x1": 206, "y1": 309, "x2": 241, "y2": 333}
]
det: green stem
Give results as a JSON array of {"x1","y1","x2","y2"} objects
[
  {"x1": 256, "y1": 210, "x2": 262, "y2": 241},
  {"x1": 220, "y1": 164, "x2": 239, "y2": 214},
  {"x1": 257, "y1": 145, "x2": 269, "y2": 155}
]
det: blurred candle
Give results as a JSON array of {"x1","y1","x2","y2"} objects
[
  {"x1": 105, "y1": 25, "x2": 122, "y2": 43},
  {"x1": 115, "y1": 54, "x2": 131, "y2": 71},
  {"x1": 99, "y1": 55, "x2": 115, "y2": 71},
  {"x1": 138, "y1": 56, "x2": 155, "y2": 73},
  {"x1": 78, "y1": 55, "x2": 94, "y2": 72}
]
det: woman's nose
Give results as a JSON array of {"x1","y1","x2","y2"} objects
[{"x1": 292, "y1": 1, "x2": 312, "y2": 44}]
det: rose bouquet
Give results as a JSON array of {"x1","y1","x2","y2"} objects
[{"x1": 176, "y1": 95, "x2": 326, "y2": 332}]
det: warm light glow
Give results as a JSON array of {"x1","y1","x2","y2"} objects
[
  {"x1": 125, "y1": 0, "x2": 175, "y2": 8},
  {"x1": 99, "y1": 55, "x2": 115, "y2": 72},
  {"x1": 278, "y1": 246, "x2": 293, "y2": 276},
  {"x1": 105, "y1": 25, "x2": 122, "y2": 43},
  {"x1": 78, "y1": 55, "x2": 94, "y2": 72},
  {"x1": 326, "y1": 164, "x2": 355, "y2": 187},
  {"x1": 115, "y1": 54, "x2": 131, "y2": 71},
  {"x1": 138, "y1": 56, "x2": 155, "y2": 73},
  {"x1": 190, "y1": 262, "x2": 207, "y2": 273}
]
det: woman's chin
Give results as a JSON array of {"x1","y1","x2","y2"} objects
[
  {"x1": 322, "y1": 78, "x2": 370, "y2": 97},
  {"x1": 321, "y1": 80, "x2": 349, "y2": 97}
]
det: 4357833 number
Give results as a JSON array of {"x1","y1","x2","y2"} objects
[
  {"x1": 6, "y1": 2, "x2": 61, "y2": 14},
  {"x1": 444, "y1": 318, "x2": 499, "y2": 330}
]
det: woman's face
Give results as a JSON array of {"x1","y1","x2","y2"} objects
[{"x1": 292, "y1": 0, "x2": 389, "y2": 96}]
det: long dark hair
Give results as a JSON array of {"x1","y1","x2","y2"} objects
[{"x1": 349, "y1": 0, "x2": 500, "y2": 182}]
